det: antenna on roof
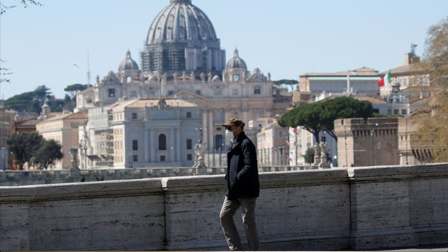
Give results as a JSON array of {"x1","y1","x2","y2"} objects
[
  {"x1": 410, "y1": 44, "x2": 417, "y2": 55},
  {"x1": 87, "y1": 52, "x2": 91, "y2": 85}
]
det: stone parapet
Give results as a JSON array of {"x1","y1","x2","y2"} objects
[{"x1": 2, "y1": 164, "x2": 448, "y2": 250}]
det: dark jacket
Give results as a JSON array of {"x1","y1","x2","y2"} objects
[{"x1": 225, "y1": 131, "x2": 260, "y2": 200}]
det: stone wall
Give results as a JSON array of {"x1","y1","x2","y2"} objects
[
  {"x1": 0, "y1": 166, "x2": 308, "y2": 186},
  {"x1": 1, "y1": 164, "x2": 448, "y2": 251}
]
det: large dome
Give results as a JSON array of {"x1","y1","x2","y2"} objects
[
  {"x1": 146, "y1": 0, "x2": 217, "y2": 44},
  {"x1": 141, "y1": 0, "x2": 225, "y2": 77}
]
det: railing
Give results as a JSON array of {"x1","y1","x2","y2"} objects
[{"x1": 0, "y1": 165, "x2": 315, "y2": 186}]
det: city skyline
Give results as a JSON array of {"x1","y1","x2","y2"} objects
[{"x1": 1, "y1": 0, "x2": 448, "y2": 100}]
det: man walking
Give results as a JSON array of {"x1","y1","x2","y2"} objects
[{"x1": 220, "y1": 118, "x2": 260, "y2": 251}]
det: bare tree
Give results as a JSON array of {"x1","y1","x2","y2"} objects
[
  {"x1": 1, "y1": 0, "x2": 42, "y2": 87},
  {"x1": 1, "y1": 0, "x2": 42, "y2": 14},
  {"x1": 412, "y1": 16, "x2": 448, "y2": 162}
]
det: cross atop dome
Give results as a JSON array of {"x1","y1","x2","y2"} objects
[
  {"x1": 234, "y1": 48, "x2": 240, "y2": 57},
  {"x1": 170, "y1": 0, "x2": 192, "y2": 4}
]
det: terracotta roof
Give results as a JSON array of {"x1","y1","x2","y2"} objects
[
  {"x1": 302, "y1": 67, "x2": 379, "y2": 77},
  {"x1": 380, "y1": 63, "x2": 424, "y2": 76},
  {"x1": 16, "y1": 120, "x2": 41, "y2": 127},
  {"x1": 79, "y1": 87, "x2": 95, "y2": 95},
  {"x1": 39, "y1": 112, "x2": 88, "y2": 123}
]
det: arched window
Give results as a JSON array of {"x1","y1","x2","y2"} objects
[{"x1": 159, "y1": 134, "x2": 167, "y2": 150}]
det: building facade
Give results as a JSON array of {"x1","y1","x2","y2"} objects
[
  {"x1": 379, "y1": 46, "x2": 428, "y2": 97},
  {"x1": 256, "y1": 119, "x2": 289, "y2": 166},
  {"x1": 75, "y1": 0, "x2": 291, "y2": 155},
  {"x1": 76, "y1": 50, "x2": 290, "y2": 153},
  {"x1": 295, "y1": 67, "x2": 381, "y2": 103},
  {"x1": 36, "y1": 112, "x2": 88, "y2": 169},
  {"x1": 81, "y1": 98, "x2": 201, "y2": 169},
  {"x1": 334, "y1": 118, "x2": 399, "y2": 167}
]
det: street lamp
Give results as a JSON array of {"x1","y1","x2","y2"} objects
[
  {"x1": 128, "y1": 152, "x2": 133, "y2": 168},
  {"x1": 219, "y1": 142, "x2": 224, "y2": 167},
  {"x1": 371, "y1": 123, "x2": 378, "y2": 166},
  {"x1": 1, "y1": 147, "x2": 6, "y2": 171},
  {"x1": 274, "y1": 147, "x2": 278, "y2": 166},
  {"x1": 406, "y1": 104, "x2": 410, "y2": 165}
]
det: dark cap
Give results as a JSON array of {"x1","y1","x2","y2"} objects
[{"x1": 222, "y1": 118, "x2": 245, "y2": 128}]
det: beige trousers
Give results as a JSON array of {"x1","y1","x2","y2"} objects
[{"x1": 219, "y1": 197, "x2": 260, "y2": 251}]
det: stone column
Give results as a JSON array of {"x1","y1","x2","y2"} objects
[
  {"x1": 176, "y1": 128, "x2": 181, "y2": 163},
  {"x1": 150, "y1": 129, "x2": 155, "y2": 163},
  {"x1": 170, "y1": 128, "x2": 175, "y2": 163},
  {"x1": 208, "y1": 110, "x2": 213, "y2": 151},
  {"x1": 145, "y1": 129, "x2": 149, "y2": 162}
]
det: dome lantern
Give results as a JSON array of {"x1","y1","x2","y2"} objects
[{"x1": 170, "y1": 0, "x2": 192, "y2": 4}]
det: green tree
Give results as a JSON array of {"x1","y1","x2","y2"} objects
[
  {"x1": 279, "y1": 102, "x2": 324, "y2": 143},
  {"x1": 64, "y1": 83, "x2": 91, "y2": 99},
  {"x1": 273, "y1": 79, "x2": 299, "y2": 91},
  {"x1": 320, "y1": 97, "x2": 374, "y2": 140},
  {"x1": 6, "y1": 132, "x2": 44, "y2": 170},
  {"x1": 5, "y1": 85, "x2": 53, "y2": 113},
  {"x1": 304, "y1": 148, "x2": 314, "y2": 164},
  {"x1": 278, "y1": 97, "x2": 374, "y2": 142},
  {"x1": 413, "y1": 16, "x2": 448, "y2": 162},
  {"x1": 33, "y1": 139, "x2": 64, "y2": 170}
]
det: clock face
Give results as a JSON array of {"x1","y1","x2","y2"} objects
[{"x1": 234, "y1": 74, "x2": 240, "y2": 81}]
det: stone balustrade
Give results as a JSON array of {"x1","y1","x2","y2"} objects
[
  {"x1": 1, "y1": 164, "x2": 448, "y2": 250},
  {"x1": 0, "y1": 166, "x2": 312, "y2": 186}
]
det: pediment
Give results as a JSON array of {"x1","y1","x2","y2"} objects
[
  {"x1": 247, "y1": 73, "x2": 268, "y2": 83},
  {"x1": 174, "y1": 90, "x2": 206, "y2": 100}
]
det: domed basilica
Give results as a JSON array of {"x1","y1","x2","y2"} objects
[
  {"x1": 76, "y1": 0, "x2": 291, "y2": 164},
  {"x1": 141, "y1": 0, "x2": 225, "y2": 79}
]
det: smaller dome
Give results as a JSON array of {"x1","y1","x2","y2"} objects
[
  {"x1": 119, "y1": 50, "x2": 139, "y2": 72},
  {"x1": 226, "y1": 49, "x2": 247, "y2": 69}
]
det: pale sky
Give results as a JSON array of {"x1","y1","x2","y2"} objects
[{"x1": 1, "y1": 0, "x2": 447, "y2": 100}]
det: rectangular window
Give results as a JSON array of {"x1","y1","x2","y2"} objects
[
  {"x1": 186, "y1": 112, "x2": 192, "y2": 118},
  {"x1": 160, "y1": 155, "x2": 166, "y2": 162},
  {"x1": 254, "y1": 87, "x2": 261, "y2": 94},
  {"x1": 187, "y1": 139, "x2": 192, "y2": 150},
  {"x1": 132, "y1": 140, "x2": 138, "y2": 151},
  {"x1": 168, "y1": 90, "x2": 174, "y2": 96},
  {"x1": 133, "y1": 155, "x2": 138, "y2": 162},
  {"x1": 394, "y1": 109, "x2": 399, "y2": 115},
  {"x1": 132, "y1": 113, "x2": 137, "y2": 120},
  {"x1": 196, "y1": 90, "x2": 201, "y2": 95},
  {"x1": 401, "y1": 109, "x2": 407, "y2": 115},
  {"x1": 108, "y1": 89, "x2": 116, "y2": 97},
  {"x1": 187, "y1": 154, "x2": 193, "y2": 161}
]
